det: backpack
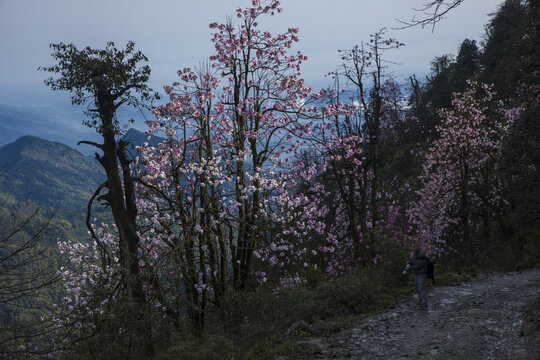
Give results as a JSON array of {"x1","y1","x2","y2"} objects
[
  {"x1": 426, "y1": 258, "x2": 435, "y2": 280},
  {"x1": 417, "y1": 255, "x2": 435, "y2": 280}
]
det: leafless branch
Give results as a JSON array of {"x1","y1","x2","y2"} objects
[{"x1": 395, "y1": 0, "x2": 465, "y2": 31}]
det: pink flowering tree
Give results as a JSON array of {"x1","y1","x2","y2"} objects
[
  {"x1": 259, "y1": 131, "x2": 403, "y2": 280},
  {"x1": 256, "y1": 76, "x2": 407, "y2": 281},
  {"x1": 257, "y1": 151, "x2": 403, "y2": 281},
  {"x1": 284, "y1": 31, "x2": 407, "y2": 268},
  {"x1": 205, "y1": 0, "x2": 314, "y2": 292},
  {"x1": 408, "y1": 80, "x2": 518, "y2": 260},
  {"x1": 253, "y1": 32, "x2": 409, "y2": 281},
  {"x1": 128, "y1": 0, "x2": 327, "y2": 332},
  {"x1": 52, "y1": 0, "x2": 328, "y2": 338},
  {"x1": 50, "y1": 224, "x2": 121, "y2": 347}
]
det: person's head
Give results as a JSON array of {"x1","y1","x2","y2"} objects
[{"x1": 410, "y1": 243, "x2": 420, "y2": 253}]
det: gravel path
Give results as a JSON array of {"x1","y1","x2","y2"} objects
[{"x1": 302, "y1": 268, "x2": 540, "y2": 359}]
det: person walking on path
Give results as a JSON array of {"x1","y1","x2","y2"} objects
[{"x1": 403, "y1": 243, "x2": 429, "y2": 309}]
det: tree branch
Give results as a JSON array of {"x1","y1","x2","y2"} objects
[
  {"x1": 77, "y1": 140, "x2": 104, "y2": 150},
  {"x1": 395, "y1": 0, "x2": 465, "y2": 31}
]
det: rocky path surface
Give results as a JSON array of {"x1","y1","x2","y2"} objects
[{"x1": 302, "y1": 268, "x2": 540, "y2": 359}]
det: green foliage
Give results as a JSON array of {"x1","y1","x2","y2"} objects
[
  {"x1": 158, "y1": 261, "x2": 414, "y2": 360},
  {"x1": 481, "y1": 0, "x2": 530, "y2": 99},
  {"x1": 158, "y1": 333, "x2": 233, "y2": 360},
  {"x1": 58, "y1": 302, "x2": 168, "y2": 360},
  {"x1": 0, "y1": 136, "x2": 105, "y2": 213},
  {"x1": 453, "y1": 39, "x2": 480, "y2": 89},
  {"x1": 0, "y1": 200, "x2": 65, "y2": 356},
  {"x1": 40, "y1": 41, "x2": 159, "y2": 132},
  {"x1": 245, "y1": 337, "x2": 306, "y2": 360},
  {"x1": 483, "y1": 0, "x2": 540, "y2": 270}
]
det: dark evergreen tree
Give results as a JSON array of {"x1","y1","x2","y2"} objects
[
  {"x1": 453, "y1": 39, "x2": 480, "y2": 89},
  {"x1": 41, "y1": 41, "x2": 159, "y2": 357},
  {"x1": 486, "y1": 0, "x2": 540, "y2": 267},
  {"x1": 481, "y1": 0, "x2": 529, "y2": 97}
]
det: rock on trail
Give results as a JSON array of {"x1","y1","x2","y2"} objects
[{"x1": 303, "y1": 269, "x2": 540, "y2": 359}]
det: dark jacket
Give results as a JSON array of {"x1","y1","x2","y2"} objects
[{"x1": 411, "y1": 250, "x2": 428, "y2": 276}]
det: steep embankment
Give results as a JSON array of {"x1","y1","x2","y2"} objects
[{"x1": 297, "y1": 269, "x2": 540, "y2": 359}]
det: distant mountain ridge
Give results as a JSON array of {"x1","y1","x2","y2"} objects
[
  {"x1": 0, "y1": 104, "x2": 100, "y2": 155},
  {"x1": 0, "y1": 103, "x2": 154, "y2": 156}
]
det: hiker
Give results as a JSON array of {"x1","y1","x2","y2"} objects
[{"x1": 402, "y1": 243, "x2": 429, "y2": 309}]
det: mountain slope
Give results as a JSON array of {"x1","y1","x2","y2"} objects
[
  {"x1": 123, "y1": 127, "x2": 165, "y2": 157},
  {"x1": 0, "y1": 135, "x2": 105, "y2": 211}
]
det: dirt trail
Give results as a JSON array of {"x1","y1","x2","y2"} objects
[{"x1": 302, "y1": 268, "x2": 540, "y2": 359}]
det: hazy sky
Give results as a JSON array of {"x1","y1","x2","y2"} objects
[{"x1": 0, "y1": 0, "x2": 501, "y2": 105}]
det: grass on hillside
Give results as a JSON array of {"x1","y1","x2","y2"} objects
[{"x1": 159, "y1": 262, "x2": 421, "y2": 360}]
